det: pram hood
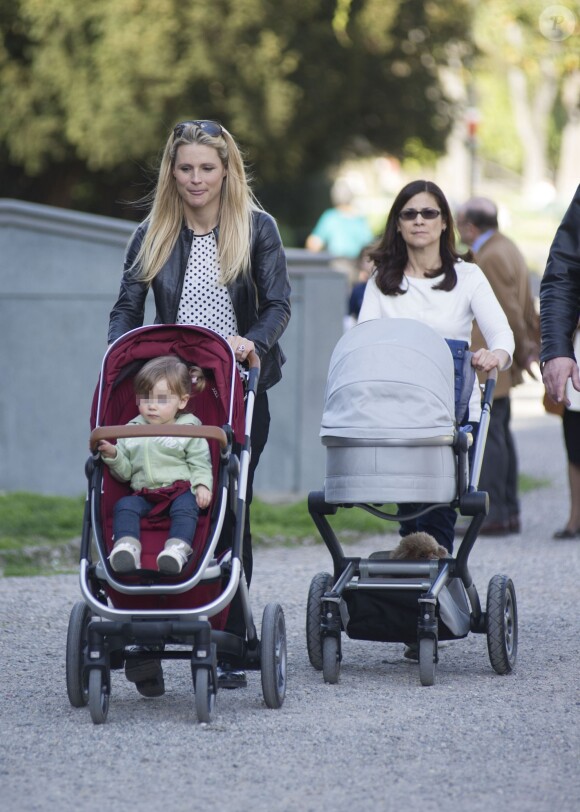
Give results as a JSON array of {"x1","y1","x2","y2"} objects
[
  {"x1": 320, "y1": 318, "x2": 456, "y2": 444},
  {"x1": 91, "y1": 324, "x2": 245, "y2": 442}
]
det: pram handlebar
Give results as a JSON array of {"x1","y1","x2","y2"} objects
[
  {"x1": 482, "y1": 366, "x2": 497, "y2": 398},
  {"x1": 468, "y1": 366, "x2": 497, "y2": 491},
  {"x1": 90, "y1": 424, "x2": 228, "y2": 452},
  {"x1": 246, "y1": 349, "x2": 260, "y2": 370}
]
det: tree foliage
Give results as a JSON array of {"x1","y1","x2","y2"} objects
[
  {"x1": 472, "y1": 0, "x2": 580, "y2": 191},
  {"x1": 0, "y1": 0, "x2": 473, "y2": 225}
]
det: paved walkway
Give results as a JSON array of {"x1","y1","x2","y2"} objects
[{"x1": 1, "y1": 376, "x2": 578, "y2": 812}]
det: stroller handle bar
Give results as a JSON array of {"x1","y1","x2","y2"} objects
[
  {"x1": 482, "y1": 365, "x2": 498, "y2": 391},
  {"x1": 90, "y1": 424, "x2": 228, "y2": 452},
  {"x1": 246, "y1": 349, "x2": 260, "y2": 370},
  {"x1": 468, "y1": 366, "x2": 497, "y2": 491}
]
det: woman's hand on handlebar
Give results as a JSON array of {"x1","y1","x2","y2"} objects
[
  {"x1": 471, "y1": 348, "x2": 509, "y2": 373},
  {"x1": 227, "y1": 335, "x2": 255, "y2": 363}
]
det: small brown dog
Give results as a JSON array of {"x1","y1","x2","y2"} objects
[{"x1": 390, "y1": 531, "x2": 449, "y2": 560}]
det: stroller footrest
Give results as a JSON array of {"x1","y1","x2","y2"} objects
[{"x1": 347, "y1": 579, "x2": 432, "y2": 591}]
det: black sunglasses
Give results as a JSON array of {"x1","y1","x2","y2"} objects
[
  {"x1": 173, "y1": 120, "x2": 223, "y2": 139},
  {"x1": 398, "y1": 207, "x2": 441, "y2": 221}
]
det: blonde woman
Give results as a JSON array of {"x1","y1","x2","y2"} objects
[{"x1": 108, "y1": 120, "x2": 291, "y2": 688}]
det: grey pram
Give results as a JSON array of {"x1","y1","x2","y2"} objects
[{"x1": 306, "y1": 318, "x2": 518, "y2": 686}]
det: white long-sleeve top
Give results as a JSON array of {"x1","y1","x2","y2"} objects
[{"x1": 358, "y1": 260, "x2": 515, "y2": 421}]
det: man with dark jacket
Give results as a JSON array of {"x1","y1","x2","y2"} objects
[
  {"x1": 457, "y1": 197, "x2": 540, "y2": 535},
  {"x1": 540, "y1": 185, "x2": 580, "y2": 403}
]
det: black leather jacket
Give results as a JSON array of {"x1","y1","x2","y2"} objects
[
  {"x1": 108, "y1": 210, "x2": 291, "y2": 392},
  {"x1": 540, "y1": 185, "x2": 580, "y2": 363}
]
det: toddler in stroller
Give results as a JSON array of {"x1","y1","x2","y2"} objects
[
  {"x1": 306, "y1": 318, "x2": 518, "y2": 686},
  {"x1": 98, "y1": 355, "x2": 213, "y2": 575},
  {"x1": 65, "y1": 324, "x2": 287, "y2": 724}
]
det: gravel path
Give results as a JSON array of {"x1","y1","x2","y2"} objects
[{"x1": 1, "y1": 379, "x2": 578, "y2": 812}]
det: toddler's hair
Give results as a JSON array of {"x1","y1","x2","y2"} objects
[{"x1": 134, "y1": 355, "x2": 206, "y2": 402}]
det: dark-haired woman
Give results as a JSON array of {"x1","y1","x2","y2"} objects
[{"x1": 359, "y1": 180, "x2": 514, "y2": 558}]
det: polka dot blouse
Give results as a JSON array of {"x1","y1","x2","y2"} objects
[{"x1": 176, "y1": 232, "x2": 239, "y2": 338}]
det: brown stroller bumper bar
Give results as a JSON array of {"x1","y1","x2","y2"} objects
[{"x1": 90, "y1": 423, "x2": 228, "y2": 452}]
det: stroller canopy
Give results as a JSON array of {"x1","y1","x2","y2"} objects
[
  {"x1": 320, "y1": 318, "x2": 456, "y2": 444},
  {"x1": 91, "y1": 324, "x2": 245, "y2": 443}
]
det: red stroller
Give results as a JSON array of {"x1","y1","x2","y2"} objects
[{"x1": 65, "y1": 325, "x2": 287, "y2": 723}]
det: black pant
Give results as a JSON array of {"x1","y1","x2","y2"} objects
[
  {"x1": 398, "y1": 421, "x2": 480, "y2": 555},
  {"x1": 478, "y1": 397, "x2": 518, "y2": 524},
  {"x1": 219, "y1": 391, "x2": 270, "y2": 641},
  {"x1": 398, "y1": 501, "x2": 458, "y2": 555}
]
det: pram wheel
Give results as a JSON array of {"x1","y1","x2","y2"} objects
[
  {"x1": 418, "y1": 638, "x2": 436, "y2": 687},
  {"x1": 194, "y1": 668, "x2": 216, "y2": 724},
  {"x1": 322, "y1": 635, "x2": 341, "y2": 684},
  {"x1": 260, "y1": 602, "x2": 287, "y2": 708},
  {"x1": 88, "y1": 668, "x2": 110, "y2": 725},
  {"x1": 486, "y1": 574, "x2": 518, "y2": 674},
  {"x1": 306, "y1": 572, "x2": 333, "y2": 670},
  {"x1": 66, "y1": 601, "x2": 92, "y2": 708}
]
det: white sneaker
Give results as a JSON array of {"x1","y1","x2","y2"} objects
[
  {"x1": 157, "y1": 539, "x2": 191, "y2": 574},
  {"x1": 109, "y1": 537, "x2": 141, "y2": 572}
]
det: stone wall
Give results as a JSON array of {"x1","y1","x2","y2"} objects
[{"x1": 0, "y1": 199, "x2": 347, "y2": 498}]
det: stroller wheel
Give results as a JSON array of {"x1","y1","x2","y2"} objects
[
  {"x1": 66, "y1": 601, "x2": 92, "y2": 708},
  {"x1": 306, "y1": 572, "x2": 333, "y2": 671},
  {"x1": 486, "y1": 574, "x2": 518, "y2": 674},
  {"x1": 88, "y1": 668, "x2": 110, "y2": 725},
  {"x1": 322, "y1": 635, "x2": 341, "y2": 684},
  {"x1": 260, "y1": 602, "x2": 287, "y2": 708},
  {"x1": 418, "y1": 638, "x2": 436, "y2": 687},
  {"x1": 194, "y1": 668, "x2": 217, "y2": 724}
]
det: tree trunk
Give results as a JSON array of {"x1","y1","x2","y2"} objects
[
  {"x1": 507, "y1": 61, "x2": 558, "y2": 196},
  {"x1": 556, "y1": 70, "x2": 580, "y2": 205}
]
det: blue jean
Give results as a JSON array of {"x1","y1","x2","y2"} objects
[
  {"x1": 397, "y1": 421, "x2": 480, "y2": 554},
  {"x1": 113, "y1": 490, "x2": 199, "y2": 546}
]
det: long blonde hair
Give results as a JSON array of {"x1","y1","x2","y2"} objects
[{"x1": 135, "y1": 122, "x2": 261, "y2": 286}]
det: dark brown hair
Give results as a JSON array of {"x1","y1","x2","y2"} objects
[{"x1": 369, "y1": 179, "x2": 471, "y2": 296}]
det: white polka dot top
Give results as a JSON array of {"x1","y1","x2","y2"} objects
[{"x1": 176, "y1": 232, "x2": 239, "y2": 338}]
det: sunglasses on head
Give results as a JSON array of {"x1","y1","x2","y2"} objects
[
  {"x1": 173, "y1": 120, "x2": 223, "y2": 139},
  {"x1": 398, "y1": 207, "x2": 441, "y2": 221}
]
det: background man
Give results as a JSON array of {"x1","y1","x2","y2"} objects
[{"x1": 457, "y1": 197, "x2": 540, "y2": 535}]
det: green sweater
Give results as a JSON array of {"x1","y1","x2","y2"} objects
[{"x1": 102, "y1": 414, "x2": 213, "y2": 495}]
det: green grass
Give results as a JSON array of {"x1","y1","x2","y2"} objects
[
  {"x1": 250, "y1": 498, "x2": 392, "y2": 545},
  {"x1": 519, "y1": 473, "x2": 550, "y2": 493},
  {"x1": 0, "y1": 491, "x2": 86, "y2": 576},
  {"x1": 0, "y1": 492, "x2": 86, "y2": 550},
  {"x1": 0, "y1": 474, "x2": 551, "y2": 576}
]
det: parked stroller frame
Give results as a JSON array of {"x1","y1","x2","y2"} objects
[
  {"x1": 306, "y1": 319, "x2": 518, "y2": 687},
  {"x1": 65, "y1": 325, "x2": 287, "y2": 723}
]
